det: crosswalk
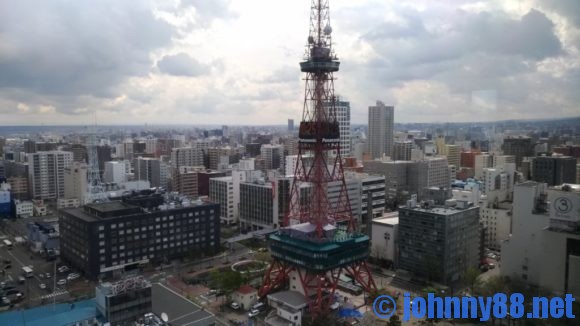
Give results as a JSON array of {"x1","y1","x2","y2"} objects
[{"x1": 41, "y1": 289, "x2": 68, "y2": 300}]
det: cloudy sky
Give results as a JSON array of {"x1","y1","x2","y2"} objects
[{"x1": 0, "y1": 0, "x2": 579, "y2": 125}]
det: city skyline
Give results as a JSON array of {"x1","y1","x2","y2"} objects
[{"x1": 1, "y1": 0, "x2": 579, "y2": 125}]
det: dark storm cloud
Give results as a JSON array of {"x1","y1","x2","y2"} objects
[
  {"x1": 157, "y1": 53, "x2": 210, "y2": 77},
  {"x1": 0, "y1": 0, "x2": 172, "y2": 98}
]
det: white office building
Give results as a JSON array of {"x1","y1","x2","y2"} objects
[
  {"x1": 502, "y1": 182, "x2": 580, "y2": 300},
  {"x1": 103, "y1": 161, "x2": 128, "y2": 184}
]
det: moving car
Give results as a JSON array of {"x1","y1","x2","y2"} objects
[
  {"x1": 57, "y1": 279, "x2": 67, "y2": 286},
  {"x1": 39, "y1": 283, "x2": 47, "y2": 290}
]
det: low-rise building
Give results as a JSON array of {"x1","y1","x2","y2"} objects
[
  {"x1": 232, "y1": 285, "x2": 258, "y2": 311},
  {"x1": 14, "y1": 200, "x2": 33, "y2": 218},
  {"x1": 96, "y1": 276, "x2": 152, "y2": 325},
  {"x1": 370, "y1": 212, "x2": 399, "y2": 267},
  {"x1": 266, "y1": 291, "x2": 308, "y2": 326}
]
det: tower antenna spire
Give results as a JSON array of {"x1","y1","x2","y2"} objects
[{"x1": 260, "y1": 0, "x2": 376, "y2": 318}]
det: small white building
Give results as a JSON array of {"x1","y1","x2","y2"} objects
[
  {"x1": 232, "y1": 285, "x2": 257, "y2": 311},
  {"x1": 33, "y1": 199, "x2": 47, "y2": 216},
  {"x1": 266, "y1": 291, "x2": 307, "y2": 326},
  {"x1": 57, "y1": 198, "x2": 81, "y2": 209},
  {"x1": 15, "y1": 200, "x2": 34, "y2": 218},
  {"x1": 371, "y1": 212, "x2": 399, "y2": 266}
]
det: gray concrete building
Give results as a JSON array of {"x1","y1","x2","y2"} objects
[
  {"x1": 398, "y1": 195, "x2": 480, "y2": 285},
  {"x1": 368, "y1": 101, "x2": 394, "y2": 159}
]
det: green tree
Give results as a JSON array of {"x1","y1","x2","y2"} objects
[
  {"x1": 209, "y1": 268, "x2": 244, "y2": 299},
  {"x1": 388, "y1": 314, "x2": 402, "y2": 326},
  {"x1": 462, "y1": 266, "x2": 482, "y2": 295}
]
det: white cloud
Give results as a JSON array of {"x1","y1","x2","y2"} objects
[{"x1": 0, "y1": 0, "x2": 578, "y2": 125}]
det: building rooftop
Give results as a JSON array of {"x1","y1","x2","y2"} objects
[
  {"x1": 0, "y1": 298, "x2": 97, "y2": 326},
  {"x1": 267, "y1": 290, "x2": 307, "y2": 310},
  {"x1": 151, "y1": 283, "x2": 214, "y2": 326},
  {"x1": 401, "y1": 203, "x2": 477, "y2": 216},
  {"x1": 236, "y1": 284, "x2": 256, "y2": 295},
  {"x1": 373, "y1": 216, "x2": 399, "y2": 226}
]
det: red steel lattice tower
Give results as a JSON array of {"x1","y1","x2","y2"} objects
[{"x1": 259, "y1": 0, "x2": 376, "y2": 318}]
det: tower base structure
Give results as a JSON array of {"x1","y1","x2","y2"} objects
[{"x1": 259, "y1": 223, "x2": 376, "y2": 317}]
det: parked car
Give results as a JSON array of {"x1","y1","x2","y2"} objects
[
  {"x1": 57, "y1": 266, "x2": 69, "y2": 273},
  {"x1": 230, "y1": 302, "x2": 240, "y2": 310},
  {"x1": 39, "y1": 283, "x2": 47, "y2": 290},
  {"x1": 45, "y1": 273, "x2": 52, "y2": 279},
  {"x1": 18, "y1": 276, "x2": 25, "y2": 284},
  {"x1": 330, "y1": 302, "x2": 341, "y2": 310},
  {"x1": 67, "y1": 273, "x2": 80, "y2": 281},
  {"x1": 251, "y1": 302, "x2": 265, "y2": 311},
  {"x1": 248, "y1": 309, "x2": 260, "y2": 318}
]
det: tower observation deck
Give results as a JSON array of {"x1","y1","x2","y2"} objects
[{"x1": 259, "y1": 0, "x2": 376, "y2": 318}]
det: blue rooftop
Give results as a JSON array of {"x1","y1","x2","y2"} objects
[{"x1": 0, "y1": 299, "x2": 97, "y2": 326}]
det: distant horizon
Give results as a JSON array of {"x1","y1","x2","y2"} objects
[{"x1": 0, "y1": 114, "x2": 579, "y2": 129}]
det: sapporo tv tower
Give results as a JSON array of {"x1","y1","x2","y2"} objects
[{"x1": 259, "y1": 0, "x2": 376, "y2": 317}]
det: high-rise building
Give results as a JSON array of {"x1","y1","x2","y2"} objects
[
  {"x1": 239, "y1": 177, "x2": 290, "y2": 230},
  {"x1": 474, "y1": 153, "x2": 493, "y2": 180},
  {"x1": 260, "y1": 144, "x2": 284, "y2": 171},
  {"x1": 97, "y1": 145, "x2": 113, "y2": 175},
  {"x1": 197, "y1": 170, "x2": 227, "y2": 196},
  {"x1": 399, "y1": 194, "x2": 480, "y2": 285},
  {"x1": 209, "y1": 176, "x2": 235, "y2": 225},
  {"x1": 460, "y1": 151, "x2": 479, "y2": 168},
  {"x1": 327, "y1": 177, "x2": 361, "y2": 224},
  {"x1": 502, "y1": 136, "x2": 534, "y2": 168},
  {"x1": 171, "y1": 147, "x2": 204, "y2": 170},
  {"x1": 103, "y1": 161, "x2": 128, "y2": 184},
  {"x1": 349, "y1": 172, "x2": 386, "y2": 234},
  {"x1": 531, "y1": 155, "x2": 577, "y2": 186},
  {"x1": 172, "y1": 166, "x2": 204, "y2": 198},
  {"x1": 208, "y1": 146, "x2": 242, "y2": 170},
  {"x1": 364, "y1": 156, "x2": 450, "y2": 203},
  {"x1": 7, "y1": 176, "x2": 29, "y2": 200},
  {"x1": 552, "y1": 145, "x2": 580, "y2": 158},
  {"x1": 481, "y1": 163, "x2": 516, "y2": 195},
  {"x1": 368, "y1": 101, "x2": 394, "y2": 159},
  {"x1": 393, "y1": 141, "x2": 413, "y2": 161},
  {"x1": 24, "y1": 140, "x2": 36, "y2": 154},
  {"x1": 288, "y1": 119, "x2": 294, "y2": 132},
  {"x1": 480, "y1": 199, "x2": 512, "y2": 251},
  {"x1": 28, "y1": 151, "x2": 73, "y2": 199},
  {"x1": 134, "y1": 157, "x2": 168, "y2": 188},
  {"x1": 327, "y1": 97, "x2": 351, "y2": 157},
  {"x1": 502, "y1": 182, "x2": 580, "y2": 299},
  {"x1": 444, "y1": 144, "x2": 460, "y2": 168},
  {"x1": 493, "y1": 155, "x2": 516, "y2": 167},
  {"x1": 64, "y1": 162, "x2": 88, "y2": 203},
  {"x1": 60, "y1": 196, "x2": 220, "y2": 279}
]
